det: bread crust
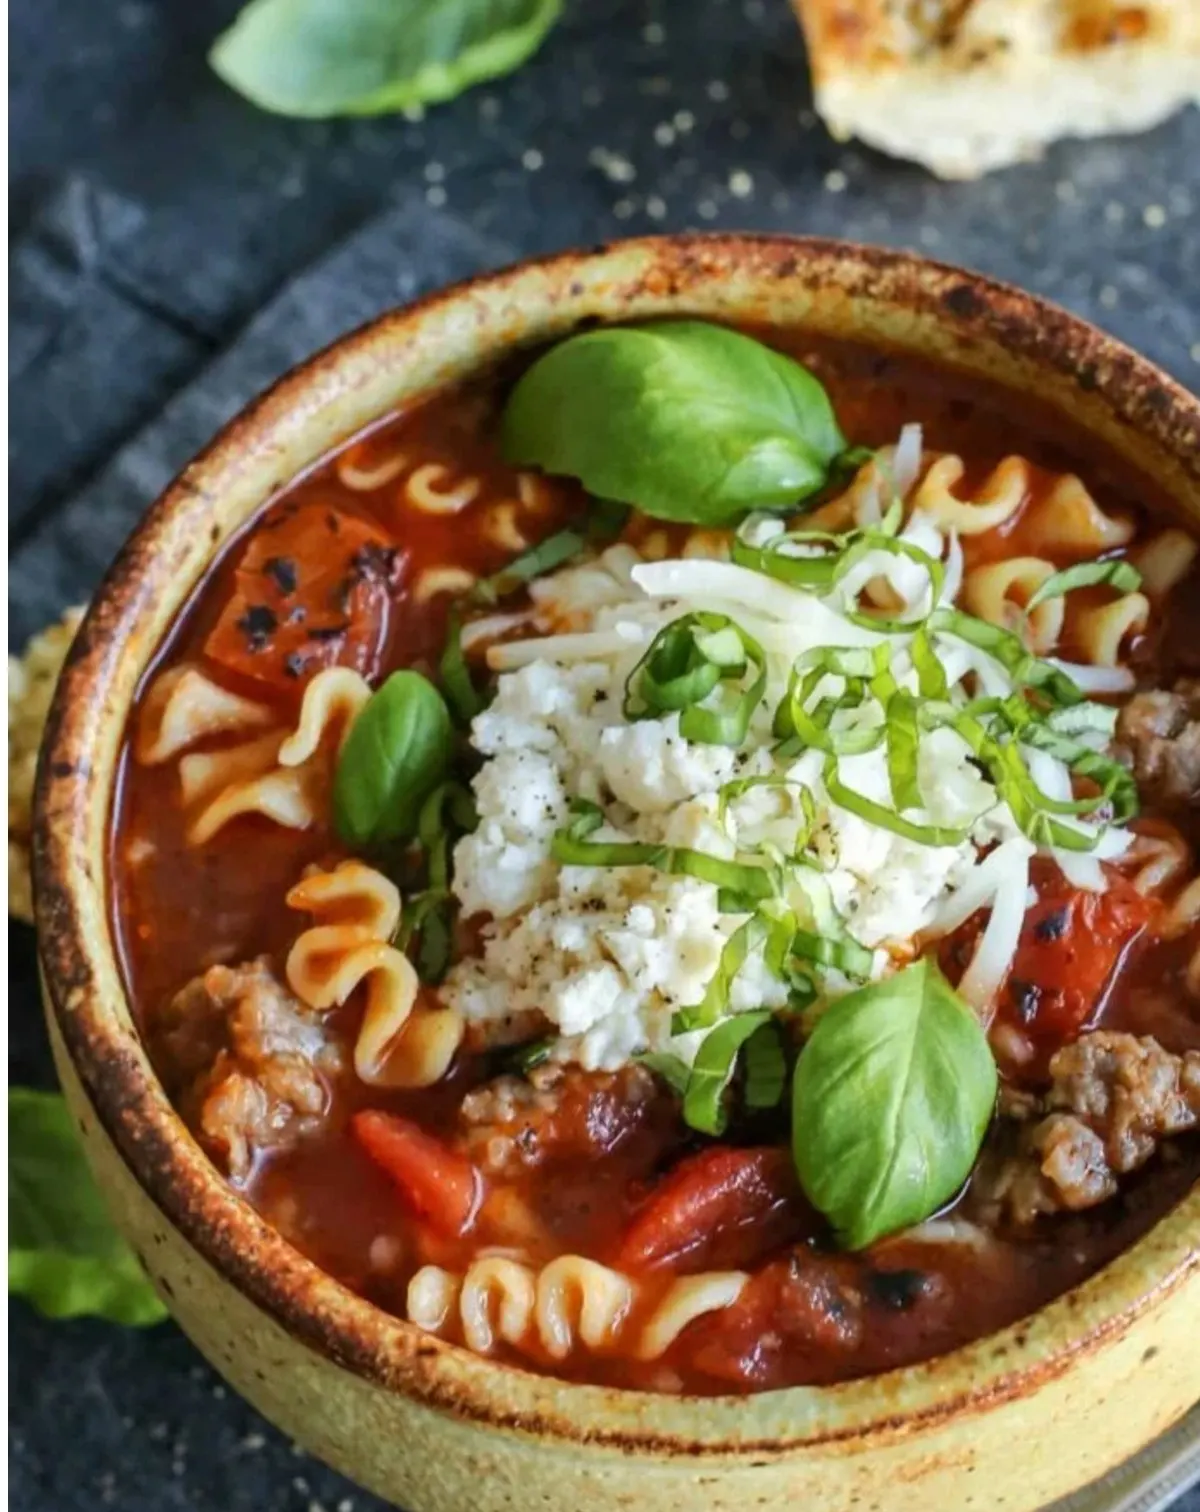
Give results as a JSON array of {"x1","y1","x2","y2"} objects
[{"x1": 793, "y1": 0, "x2": 1200, "y2": 176}]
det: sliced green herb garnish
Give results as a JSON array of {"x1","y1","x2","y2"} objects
[
  {"x1": 743, "y1": 1020, "x2": 788, "y2": 1110},
  {"x1": 624, "y1": 612, "x2": 767, "y2": 747},
  {"x1": 551, "y1": 799, "x2": 783, "y2": 902},
  {"x1": 1023, "y1": 558, "x2": 1142, "y2": 614},
  {"x1": 683, "y1": 1010, "x2": 774, "y2": 1136}
]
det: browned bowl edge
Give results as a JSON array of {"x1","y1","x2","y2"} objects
[{"x1": 32, "y1": 234, "x2": 1200, "y2": 1457}]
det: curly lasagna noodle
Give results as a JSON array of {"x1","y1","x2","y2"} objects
[{"x1": 103, "y1": 330, "x2": 1199, "y2": 1394}]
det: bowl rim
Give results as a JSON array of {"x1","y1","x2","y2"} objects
[{"x1": 33, "y1": 232, "x2": 1200, "y2": 1456}]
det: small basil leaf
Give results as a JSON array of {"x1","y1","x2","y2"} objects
[
  {"x1": 502, "y1": 321, "x2": 847, "y2": 526},
  {"x1": 792, "y1": 958, "x2": 996, "y2": 1250},
  {"x1": 211, "y1": 0, "x2": 561, "y2": 119},
  {"x1": 684, "y1": 1010, "x2": 774, "y2": 1135},
  {"x1": 743, "y1": 1021, "x2": 787, "y2": 1111},
  {"x1": 334, "y1": 670, "x2": 452, "y2": 846},
  {"x1": 9, "y1": 1090, "x2": 167, "y2": 1325},
  {"x1": 635, "y1": 1051, "x2": 692, "y2": 1097},
  {"x1": 1023, "y1": 558, "x2": 1142, "y2": 614}
]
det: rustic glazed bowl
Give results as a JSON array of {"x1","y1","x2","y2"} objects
[{"x1": 35, "y1": 236, "x2": 1200, "y2": 1512}]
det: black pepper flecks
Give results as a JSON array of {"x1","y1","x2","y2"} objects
[
  {"x1": 235, "y1": 604, "x2": 277, "y2": 652},
  {"x1": 262, "y1": 555, "x2": 298, "y2": 595},
  {"x1": 309, "y1": 623, "x2": 350, "y2": 643},
  {"x1": 284, "y1": 652, "x2": 309, "y2": 679},
  {"x1": 1035, "y1": 907, "x2": 1070, "y2": 943},
  {"x1": 867, "y1": 1269, "x2": 930, "y2": 1312},
  {"x1": 349, "y1": 542, "x2": 399, "y2": 583},
  {"x1": 1008, "y1": 978, "x2": 1042, "y2": 1023}
]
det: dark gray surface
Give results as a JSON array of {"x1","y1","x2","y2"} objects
[{"x1": 9, "y1": 1, "x2": 1199, "y2": 1508}]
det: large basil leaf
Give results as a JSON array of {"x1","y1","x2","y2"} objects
[
  {"x1": 502, "y1": 321, "x2": 847, "y2": 526},
  {"x1": 792, "y1": 958, "x2": 996, "y2": 1249},
  {"x1": 211, "y1": 0, "x2": 561, "y2": 119},
  {"x1": 334, "y1": 670, "x2": 452, "y2": 846},
  {"x1": 10, "y1": 1089, "x2": 167, "y2": 1325}
]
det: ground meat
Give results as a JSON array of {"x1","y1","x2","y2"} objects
[
  {"x1": 152, "y1": 957, "x2": 346, "y2": 1181},
  {"x1": 975, "y1": 1031, "x2": 1200, "y2": 1225},
  {"x1": 1115, "y1": 678, "x2": 1200, "y2": 806},
  {"x1": 456, "y1": 1061, "x2": 673, "y2": 1177}
]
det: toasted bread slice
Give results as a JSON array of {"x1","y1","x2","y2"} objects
[{"x1": 793, "y1": 0, "x2": 1200, "y2": 177}]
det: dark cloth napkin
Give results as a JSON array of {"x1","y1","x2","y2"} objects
[{"x1": 10, "y1": 180, "x2": 514, "y2": 647}]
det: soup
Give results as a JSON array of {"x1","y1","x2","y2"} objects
[{"x1": 111, "y1": 324, "x2": 1200, "y2": 1396}]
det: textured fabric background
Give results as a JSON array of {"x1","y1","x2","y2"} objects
[{"x1": 9, "y1": 2, "x2": 1199, "y2": 1508}]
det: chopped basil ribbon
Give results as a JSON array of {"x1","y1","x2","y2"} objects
[
  {"x1": 823, "y1": 756, "x2": 971, "y2": 847},
  {"x1": 551, "y1": 799, "x2": 783, "y2": 901},
  {"x1": 789, "y1": 926, "x2": 875, "y2": 980},
  {"x1": 439, "y1": 606, "x2": 485, "y2": 724},
  {"x1": 775, "y1": 645, "x2": 891, "y2": 756},
  {"x1": 926, "y1": 607, "x2": 1083, "y2": 707},
  {"x1": 683, "y1": 1010, "x2": 774, "y2": 1135},
  {"x1": 885, "y1": 688, "x2": 923, "y2": 810},
  {"x1": 673, "y1": 912, "x2": 794, "y2": 1033},
  {"x1": 1023, "y1": 558, "x2": 1142, "y2": 614},
  {"x1": 624, "y1": 612, "x2": 767, "y2": 746},
  {"x1": 439, "y1": 502, "x2": 629, "y2": 724},
  {"x1": 504, "y1": 1036, "x2": 556, "y2": 1075},
  {"x1": 635, "y1": 1051, "x2": 692, "y2": 1096},
  {"x1": 396, "y1": 781, "x2": 477, "y2": 983},
  {"x1": 743, "y1": 1020, "x2": 788, "y2": 1110},
  {"x1": 717, "y1": 775, "x2": 817, "y2": 856},
  {"x1": 732, "y1": 515, "x2": 941, "y2": 632},
  {"x1": 911, "y1": 624, "x2": 948, "y2": 698},
  {"x1": 839, "y1": 533, "x2": 945, "y2": 632}
]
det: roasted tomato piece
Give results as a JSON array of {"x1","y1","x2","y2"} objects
[
  {"x1": 615, "y1": 1146, "x2": 807, "y2": 1272},
  {"x1": 351, "y1": 1110, "x2": 482, "y2": 1237},
  {"x1": 945, "y1": 859, "x2": 1155, "y2": 1075},
  {"x1": 204, "y1": 500, "x2": 401, "y2": 694}
]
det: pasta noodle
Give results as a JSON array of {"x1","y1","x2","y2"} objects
[
  {"x1": 1071, "y1": 592, "x2": 1150, "y2": 667},
  {"x1": 516, "y1": 471, "x2": 555, "y2": 516},
  {"x1": 135, "y1": 664, "x2": 275, "y2": 765},
  {"x1": 406, "y1": 1255, "x2": 746, "y2": 1362},
  {"x1": 482, "y1": 501, "x2": 530, "y2": 553},
  {"x1": 286, "y1": 860, "x2": 463, "y2": 1089},
  {"x1": 535, "y1": 1255, "x2": 634, "y2": 1359},
  {"x1": 413, "y1": 566, "x2": 480, "y2": 604},
  {"x1": 1122, "y1": 822, "x2": 1193, "y2": 898},
  {"x1": 405, "y1": 464, "x2": 481, "y2": 515},
  {"x1": 912, "y1": 455, "x2": 1028, "y2": 535},
  {"x1": 178, "y1": 667, "x2": 369, "y2": 844},
  {"x1": 1132, "y1": 528, "x2": 1198, "y2": 598},
  {"x1": 335, "y1": 448, "x2": 409, "y2": 491},
  {"x1": 1021, "y1": 473, "x2": 1135, "y2": 556},
  {"x1": 635, "y1": 1272, "x2": 749, "y2": 1359},
  {"x1": 963, "y1": 557, "x2": 1063, "y2": 653}
]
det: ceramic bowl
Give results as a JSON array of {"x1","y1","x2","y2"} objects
[{"x1": 34, "y1": 235, "x2": 1200, "y2": 1512}]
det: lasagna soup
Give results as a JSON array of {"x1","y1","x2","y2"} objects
[{"x1": 112, "y1": 323, "x2": 1200, "y2": 1394}]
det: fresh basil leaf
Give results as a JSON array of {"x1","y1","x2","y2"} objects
[
  {"x1": 635, "y1": 1051, "x2": 692, "y2": 1097},
  {"x1": 502, "y1": 322, "x2": 847, "y2": 526},
  {"x1": 334, "y1": 670, "x2": 452, "y2": 846},
  {"x1": 9, "y1": 1089, "x2": 167, "y2": 1325},
  {"x1": 792, "y1": 958, "x2": 996, "y2": 1250},
  {"x1": 211, "y1": 0, "x2": 561, "y2": 119},
  {"x1": 439, "y1": 607, "x2": 485, "y2": 725},
  {"x1": 1023, "y1": 558, "x2": 1142, "y2": 614},
  {"x1": 743, "y1": 1020, "x2": 787, "y2": 1110},
  {"x1": 684, "y1": 1011, "x2": 774, "y2": 1135},
  {"x1": 504, "y1": 1037, "x2": 555, "y2": 1075}
]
